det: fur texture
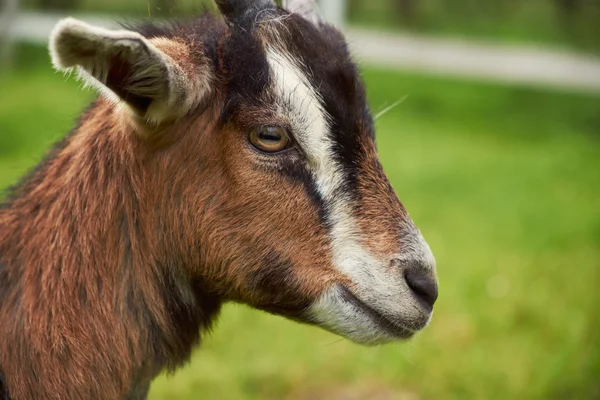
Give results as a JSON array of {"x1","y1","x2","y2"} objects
[
  {"x1": 0, "y1": 1, "x2": 438, "y2": 398},
  {"x1": 50, "y1": 18, "x2": 212, "y2": 125}
]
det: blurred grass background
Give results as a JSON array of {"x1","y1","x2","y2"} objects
[
  {"x1": 1, "y1": 42, "x2": 598, "y2": 399},
  {"x1": 17, "y1": 0, "x2": 600, "y2": 52},
  {"x1": 2, "y1": 0, "x2": 600, "y2": 396}
]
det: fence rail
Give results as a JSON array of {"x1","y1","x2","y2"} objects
[{"x1": 5, "y1": 12, "x2": 600, "y2": 93}]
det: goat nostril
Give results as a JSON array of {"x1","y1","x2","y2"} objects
[{"x1": 404, "y1": 267, "x2": 438, "y2": 310}]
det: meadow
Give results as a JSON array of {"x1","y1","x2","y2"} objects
[{"x1": 1, "y1": 45, "x2": 599, "y2": 399}]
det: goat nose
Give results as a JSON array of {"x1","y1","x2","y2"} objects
[{"x1": 404, "y1": 265, "x2": 438, "y2": 310}]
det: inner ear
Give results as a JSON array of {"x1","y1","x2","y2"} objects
[
  {"x1": 104, "y1": 50, "x2": 164, "y2": 115},
  {"x1": 49, "y1": 18, "x2": 211, "y2": 124}
]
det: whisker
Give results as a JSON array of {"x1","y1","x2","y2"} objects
[
  {"x1": 374, "y1": 95, "x2": 409, "y2": 121},
  {"x1": 401, "y1": 341, "x2": 416, "y2": 365},
  {"x1": 324, "y1": 337, "x2": 346, "y2": 346}
]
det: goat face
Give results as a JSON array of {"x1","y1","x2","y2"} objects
[{"x1": 49, "y1": 0, "x2": 437, "y2": 345}]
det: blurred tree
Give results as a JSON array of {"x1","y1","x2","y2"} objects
[
  {"x1": 555, "y1": 0, "x2": 583, "y2": 40},
  {"x1": 556, "y1": 0, "x2": 581, "y2": 17},
  {"x1": 37, "y1": 0, "x2": 78, "y2": 11},
  {"x1": 394, "y1": 0, "x2": 418, "y2": 26},
  {"x1": 155, "y1": 0, "x2": 178, "y2": 17},
  {"x1": 0, "y1": 0, "x2": 18, "y2": 70}
]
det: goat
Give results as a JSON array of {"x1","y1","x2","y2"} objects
[{"x1": 0, "y1": 0, "x2": 438, "y2": 398}]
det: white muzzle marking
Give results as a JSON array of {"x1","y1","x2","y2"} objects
[{"x1": 266, "y1": 46, "x2": 436, "y2": 344}]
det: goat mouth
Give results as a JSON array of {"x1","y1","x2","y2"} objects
[{"x1": 338, "y1": 286, "x2": 415, "y2": 340}]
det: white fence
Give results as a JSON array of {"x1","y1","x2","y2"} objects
[{"x1": 3, "y1": 10, "x2": 600, "y2": 93}]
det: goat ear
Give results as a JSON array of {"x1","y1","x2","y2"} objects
[{"x1": 50, "y1": 18, "x2": 211, "y2": 124}]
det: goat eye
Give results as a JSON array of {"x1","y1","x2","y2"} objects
[{"x1": 249, "y1": 126, "x2": 290, "y2": 153}]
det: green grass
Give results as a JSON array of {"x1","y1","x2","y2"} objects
[{"x1": 1, "y1": 45, "x2": 599, "y2": 399}]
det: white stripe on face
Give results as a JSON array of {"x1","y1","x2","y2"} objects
[
  {"x1": 265, "y1": 46, "x2": 385, "y2": 283},
  {"x1": 265, "y1": 46, "x2": 374, "y2": 276},
  {"x1": 265, "y1": 46, "x2": 436, "y2": 344},
  {"x1": 265, "y1": 47, "x2": 342, "y2": 198}
]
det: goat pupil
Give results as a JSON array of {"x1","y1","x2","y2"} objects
[
  {"x1": 249, "y1": 126, "x2": 288, "y2": 153},
  {"x1": 259, "y1": 128, "x2": 281, "y2": 142}
]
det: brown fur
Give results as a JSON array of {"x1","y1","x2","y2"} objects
[
  {"x1": 1, "y1": 103, "x2": 213, "y2": 398},
  {"x1": 354, "y1": 131, "x2": 410, "y2": 258},
  {"x1": 0, "y1": 6, "x2": 435, "y2": 398},
  {"x1": 0, "y1": 88, "x2": 346, "y2": 399}
]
